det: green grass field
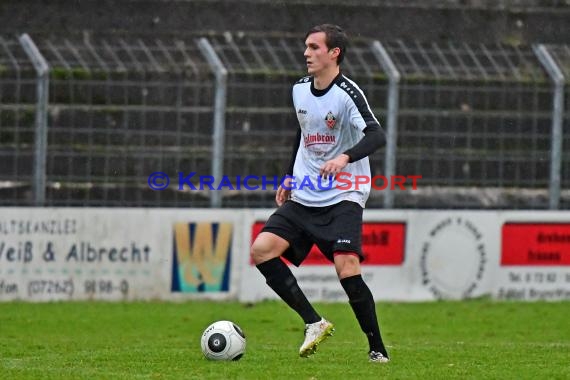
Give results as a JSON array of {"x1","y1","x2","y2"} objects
[{"x1": 1, "y1": 300, "x2": 569, "y2": 379}]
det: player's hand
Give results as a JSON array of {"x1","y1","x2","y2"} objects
[
  {"x1": 319, "y1": 154, "x2": 350, "y2": 179},
  {"x1": 275, "y1": 177, "x2": 293, "y2": 206}
]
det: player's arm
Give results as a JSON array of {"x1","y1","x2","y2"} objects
[
  {"x1": 276, "y1": 127, "x2": 301, "y2": 206},
  {"x1": 286, "y1": 127, "x2": 301, "y2": 176},
  {"x1": 343, "y1": 124, "x2": 385, "y2": 162},
  {"x1": 343, "y1": 85, "x2": 386, "y2": 162}
]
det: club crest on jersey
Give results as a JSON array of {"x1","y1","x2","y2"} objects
[{"x1": 325, "y1": 111, "x2": 336, "y2": 129}]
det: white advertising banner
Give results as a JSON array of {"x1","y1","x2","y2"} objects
[
  {"x1": 240, "y1": 209, "x2": 413, "y2": 302},
  {"x1": 239, "y1": 210, "x2": 502, "y2": 302},
  {"x1": 1, "y1": 208, "x2": 569, "y2": 302},
  {"x1": 243, "y1": 210, "x2": 570, "y2": 302},
  {"x1": 492, "y1": 212, "x2": 570, "y2": 301},
  {"x1": 0, "y1": 208, "x2": 244, "y2": 301}
]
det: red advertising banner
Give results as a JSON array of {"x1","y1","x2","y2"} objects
[
  {"x1": 251, "y1": 221, "x2": 406, "y2": 266},
  {"x1": 501, "y1": 223, "x2": 570, "y2": 266}
]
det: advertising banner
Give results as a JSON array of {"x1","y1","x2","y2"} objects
[
  {"x1": 0, "y1": 209, "x2": 243, "y2": 301},
  {"x1": 239, "y1": 210, "x2": 502, "y2": 302},
  {"x1": 240, "y1": 210, "x2": 569, "y2": 302},
  {"x1": 1, "y1": 208, "x2": 569, "y2": 302},
  {"x1": 495, "y1": 216, "x2": 570, "y2": 301}
]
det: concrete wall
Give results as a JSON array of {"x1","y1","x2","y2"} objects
[{"x1": 1, "y1": 0, "x2": 568, "y2": 44}]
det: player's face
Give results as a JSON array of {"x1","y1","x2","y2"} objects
[{"x1": 304, "y1": 32, "x2": 338, "y2": 75}]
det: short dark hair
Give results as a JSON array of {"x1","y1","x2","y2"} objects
[{"x1": 305, "y1": 24, "x2": 348, "y2": 65}]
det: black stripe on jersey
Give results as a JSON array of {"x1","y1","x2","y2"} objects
[{"x1": 335, "y1": 75, "x2": 380, "y2": 128}]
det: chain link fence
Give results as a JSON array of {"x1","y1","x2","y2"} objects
[{"x1": 0, "y1": 33, "x2": 568, "y2": 209}]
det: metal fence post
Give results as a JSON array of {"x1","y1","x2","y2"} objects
[
  {"x1": 19, "y1": 34, "x2": 49, "y2": 206},
  {"x1": 371, "y1": 41, "x2": 401, "y2": 209},
  {"x1": 533, "y1": 44, "x2": 565, "y2": 210},
  {"x1": 198, "y1": 38, "x2": 228, "y2": 208}
]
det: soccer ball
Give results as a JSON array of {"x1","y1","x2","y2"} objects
[{"x1": 200, "y1": 320, "x2": 246, "y2": 361}]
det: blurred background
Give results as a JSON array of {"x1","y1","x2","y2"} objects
[{"x1": 1, "y1": 0, "x2": 569, "y2": 209}]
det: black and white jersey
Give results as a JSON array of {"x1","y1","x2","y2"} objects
[{"x1": 291, "y1": 73, "x2": 381, "y2": 208}]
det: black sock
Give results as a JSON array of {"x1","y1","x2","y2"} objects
[
  {"x1": 256, "y1": 257, "x2": 321, "y2": 324},
  {"x1": 340, "y1": 274, "x2": 388, "y2": 357}
]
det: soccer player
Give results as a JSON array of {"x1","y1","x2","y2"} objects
[{"x1": 250, "y1": 24, "x2": 390, "y2": 363}]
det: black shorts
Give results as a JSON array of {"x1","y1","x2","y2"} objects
[{"x1": 261, "y1": 200, "x2": 364, "y2": 266}]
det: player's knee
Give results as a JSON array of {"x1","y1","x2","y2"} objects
[
  {"x1": 250, "y1": 233, "x2": 282, "y2": 265},
  {"x1": 250, "y1": 240, "x2": 267, "y2": 265},
  {"x1": 334, "y1": 254, "x2": 361, "y2": 279}
]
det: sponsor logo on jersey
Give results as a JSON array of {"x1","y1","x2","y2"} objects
[
  {"x1": 304, "y1": 132, "x2": 336, "y2": 147},
  {"x1": 325, "y1": 111, "x2": 336, "y2": 129},
  {"x1": 339, "y1": 81, "x2": 358, "y2": 99},
  {"x1": 297, "y1": 109, "x2": 307, "y2": 114}
]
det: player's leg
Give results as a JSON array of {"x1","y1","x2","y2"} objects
[
  {"x1": 253, "y1": 202, "x2": 336, "y2": 357},
  {"x1": 251, "y1": 231, "x2": 321, "y2": 325},
  {"x1": 324, "y1": 201, "x2": 389, "y2": 362},
  {"x1": 252, "y1": 231, "x2": 333, "y2": 357},
  {"x1": 334, "y1": 253, "x2": 389, "y2": 362}
]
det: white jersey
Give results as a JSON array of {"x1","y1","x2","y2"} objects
[{"x1": 291, "y1": 73, "x2": 381, "y2": 208}]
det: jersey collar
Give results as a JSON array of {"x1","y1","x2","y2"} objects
[{"x1": 310, "y1": 72, "x2": 343, "y2": 97}]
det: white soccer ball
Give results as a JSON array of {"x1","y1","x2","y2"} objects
[{"x1": 200, "y1": 320, "x2": 246, "y2": 361}]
